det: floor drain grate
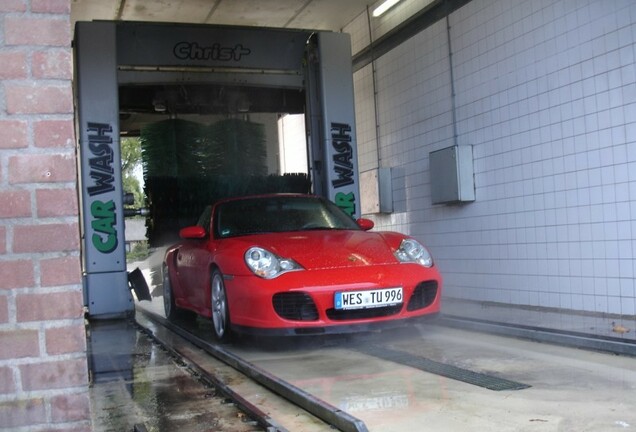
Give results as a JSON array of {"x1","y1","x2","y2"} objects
[{"x1": 357, "y1": 345, "x2": 531, "y2": 391}]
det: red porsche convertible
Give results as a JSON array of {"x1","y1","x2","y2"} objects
[{"x1": 162, "y1": 194, "x2": 442, "y2": 341}]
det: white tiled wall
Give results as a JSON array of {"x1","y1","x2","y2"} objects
[
  {"x1": 347, "y1": 0, "x2": 636, "y2": 316},
  {"x1": 351, "y1": 0, "x2": 438, "y2": 55}
]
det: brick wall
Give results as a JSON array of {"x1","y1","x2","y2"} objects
[{"x1": 0, "y1": 1, "x2": 90, "y2": 431}]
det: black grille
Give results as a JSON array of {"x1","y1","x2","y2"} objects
[
  {"x1": 272, "y1": 292, "x2": 319, "y2": 321},
  {"x1": 407, "y1": 281, "x2": 438, "y2": 311},
  {"x1": 326, "y1": 304, "x2": 403, "y2": 321}
]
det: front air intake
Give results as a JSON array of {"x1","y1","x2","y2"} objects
[
  {"x1": 406, "y1": 281, "x2": 438, "y2": 311},
  {"x1": 272, "y1": 292, "x2": 319, "y2": 321}
]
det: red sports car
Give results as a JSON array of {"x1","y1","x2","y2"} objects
[{"x1": 162, "y1": 194, "x2": 442, "y2": 341}]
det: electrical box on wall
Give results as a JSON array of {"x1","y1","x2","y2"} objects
[
  {"x1": 430, "y1": 145, "x2": 475, "y2": 205},
  {"x1": 360, "y1": 167, "x2": 393, "y2": 214}
]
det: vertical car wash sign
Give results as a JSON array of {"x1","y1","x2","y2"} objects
[
  {"x1": 317, "y1": 32, "x2": 360, "y2": 218},
  {"x1": 76, "y1": 21, "x2": 131, "y2": 318},
  {"x1": 86, "y1": 122, "x2": 118, "y2": 254},
  {"x1": 74, "y1": 21, "x2": 135, "y2": 318},
  {"x1": 76, "y1": 21, "x2": 126, "y2": 274},
  {"x1": 330, "y1": 122, "x2": 357, "y2": 217}
]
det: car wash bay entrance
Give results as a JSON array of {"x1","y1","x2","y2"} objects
[{"x1": 74, "y1": 21, "x2": 360, "y2": 318}]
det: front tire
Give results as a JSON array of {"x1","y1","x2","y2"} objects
[
  {"x1": 163, "y1": 265, "x2": 179, "y2": 320},
  {"x1": 211, "y1": 269, "x2": 232, "y2": 342}
]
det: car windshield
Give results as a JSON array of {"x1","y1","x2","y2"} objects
[{"x1": 214, "y1": 196, "x2": 360, "y2": 238}]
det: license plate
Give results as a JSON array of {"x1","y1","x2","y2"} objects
[{"x1": 334, "y1": 287, "x2": 403, "y2": 310}]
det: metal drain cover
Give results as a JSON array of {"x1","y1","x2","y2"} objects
[{"x1": 357, "y1": 345, "x2": 531, "y2": 391}]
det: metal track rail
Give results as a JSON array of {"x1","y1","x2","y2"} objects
[
  {"x1": 439, "y1": 315, "x2": 636, "y2": 357},
  {"x1": 132, "y1": 315, "x2": 287, "y2": 432},
  {"x1": 136, "y1": 307, "x2": 369, "y2": 432}
]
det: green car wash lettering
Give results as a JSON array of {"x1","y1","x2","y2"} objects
[
  {"x1": 86, "y1": 122, "x2": 118, "y2": 253},
  {"x1": 334, "y1": 192, "x2": 355, "y2": 217},
  {"x1": 91, "y1": 200, "x2": 117, "y2": 253},
  {"x1": 330, "y1": 122, "x2": 356, "y2": 216}
]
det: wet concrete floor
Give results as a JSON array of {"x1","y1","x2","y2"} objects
[
  {"x1": 88, "y1": 320, "x2": 265, "y2": 431},
  {"x1": 230, "y1": 323, "x2": 636, "y2": 431},
  {"x1": 95, "y1": 257, "x2": 636, "y2": 431},
  {"x1": 88, "y1": 294, "x2": 636, "y2": 432}
]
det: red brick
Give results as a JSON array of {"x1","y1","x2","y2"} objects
[
  {"x1": 34, "y1": 119, "x2": 75, "y2": 148},
  {"x1": 0, "y1": 398, "x2": 46, "y2": 429},
  {"x1": 41, "y1": 255, "x2": 81, "y2": 287},
  {"x1": 0, "y1": 190, "x2": 31, "y2": 218},
  {"x1": 5, "y1": 17, "x2": 71, "y2": 46},
  {"x1": 50, "y1": 393, "x2": 90, "y2": 423},
  {"x1": 0, "y1": 120, "x2": 28, "y2": 149},
  {"x1": 32, "y1": 0, "x2": 71, "y2": 14},
  {"x1": 0, "y1": 330, "x2": 40, "y2": 360},
  {"x1": 0, "y1": 296, "x2": 7, "y2": 323},
  {"x1": 45, "y1": 324, "x2": 86, "y2": 355},
  {"x1": 0, "y1": 0, "x2": 26, "y2": 12},
  {"x1": 13, "y1": 223, "x2": 79, "y2": 253},
  {"x1": 0, "y1": 366, "x2": 15, "y2": 394},
  {"x1": 36, "y1": 188, "x2": 78, "y2": 217},
  {"x1": 9, "y1": 153, "x2": 76, "y2": 184},
  {"x1": 0, "y1": 51, "x2": 27, "y2": 79},
  {"x1": 6, "y1": 83, "x2": 73, "y2": 114},
  {"x1": 16, "y1": 290, "x2": 83, "y2": 322},
  {"x1": 0, "y1": 260, "x2": 34, "y2": 290},
  {"x1": 32, "y1": 49, "x2": 72, "y2": 79},
  {"x1": 20, "y1": 358, "x2": 88, "y2": 391}
]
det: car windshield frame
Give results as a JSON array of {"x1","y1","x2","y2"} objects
[{"x1": 213, "y1": 196, "x2": 360, "y2": 239}]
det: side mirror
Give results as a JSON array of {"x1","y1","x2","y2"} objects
[
  {"x1": 179, "y1": 226, "x2": 206, "y2": 239},
  {"x1": 356, "y1": 218, "x2": 374, "y2": 231}
]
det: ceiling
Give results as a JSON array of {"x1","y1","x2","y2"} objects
[
  {"x1": 72, "y1": 0, "x2": 377, "y2": 134},
  {"x1": 71, "y1": 0, "x2": 374, "y2": 32}
]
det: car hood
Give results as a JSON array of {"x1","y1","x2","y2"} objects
[{"x1": 240, "y1": 230, "x2": 401, "y2": 270}]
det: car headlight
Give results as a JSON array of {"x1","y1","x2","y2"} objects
[
  {"x1": 394, "y1": 239, "x2": 434, "y2": 267},
  {"x1": 245, "y1": 247, "x2": 303, "y2": 279}
]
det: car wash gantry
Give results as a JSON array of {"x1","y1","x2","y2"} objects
[{"x1": 74, "y1": 21, "x2": 360, "y2": 318}]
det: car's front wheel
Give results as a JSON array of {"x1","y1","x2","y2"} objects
[
  {"x1": 163, "y1": 264, "x2": 179, "y2": 320},
  {"x1": 210, "y1": 269, "x2": 232, "y2": 342}
]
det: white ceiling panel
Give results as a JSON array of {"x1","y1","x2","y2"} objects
[
  {"x1": 205, "y1": 0, "x2": 308, "y2": 28},
  {"x1": 121, "y1": 0, "x2": 216, "y2": 23},
  {"x1": 71, "y1": 0, "x2": 121, "y2": 23},
  {"x1": 71, "y1": 0, "x2": 373, "y2": 32},
  {"x1": 288, "y1": 0, "x2": 370, "y2": 30}
]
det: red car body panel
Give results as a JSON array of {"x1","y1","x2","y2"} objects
[
  {"x1": 163, "y1": 194, "x2": 442, "y2": 335},
  {"x1": 225, "y1": 263, "x2": 440, "y2": 329}
]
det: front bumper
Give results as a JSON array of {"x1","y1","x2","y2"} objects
[
  {"x1": 224, "y1": 263, "x2": 442, "y2": 332},
  {"x1": 231, "y1": 312, "x2": 440, "y2": 337}
]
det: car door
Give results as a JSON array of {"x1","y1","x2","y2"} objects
[{"x1": 175, "y1": 207, "x2": 213, "y2": 312}]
